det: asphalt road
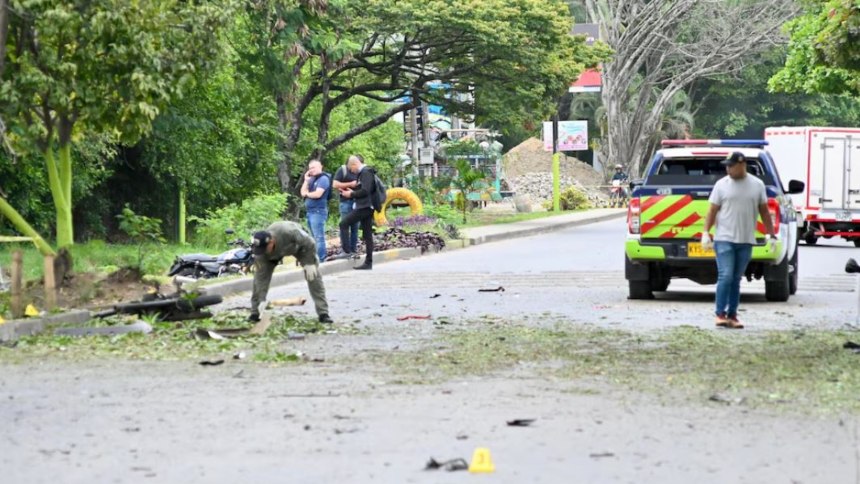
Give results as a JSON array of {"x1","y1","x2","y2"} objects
[
  {"x1": 253, "y1": 218, "x2": 860, "y2": 332},
  {"x1": 3, "y1": 219, "x2": 859, "y2": 484}
]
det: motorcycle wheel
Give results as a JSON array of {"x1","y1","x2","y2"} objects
[{"x1": 113, "y1": 294, "x2": 223, "y2": 315}]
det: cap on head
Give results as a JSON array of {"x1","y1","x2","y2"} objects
[
  {"x1": 251, "y1": 231, "x2": 272, "y2": 255},
  {"x1": 722, "y1": 151, "x2": 746, "y2": 166},
  {"x1": 615, "y1": 164, "x2": 623, "y2": 169}
]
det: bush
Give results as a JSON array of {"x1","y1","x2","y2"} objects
[
  {"x1": 559, "y1": 186, "x2": 591, "y2": 210},
  {"x1": 190, "y1": 193, "x2": 288, "y2": 248},
  {"x1": 423, "y1": 203, "x2": 461, "y2": 225}
]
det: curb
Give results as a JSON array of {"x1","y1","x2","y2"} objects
[
  {"x1": 0, "y1": 310, "x2": 91, "y2": 343},
  {"x1": 462, "y1": 210, "x2": 626, "y2": 246}
]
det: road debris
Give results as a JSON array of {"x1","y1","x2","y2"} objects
[
  {"x1": 397, "y1": 314, "x2": 432, "y2": 321},
  {"x1": 425, "y1": 457, "x2": 469, "y2": 471},
  {"x1": 199, "y1": 359, "x2": 225, "y2": 366},
  {"x1": 429, "y1": 294, "x2": 441, "y2": 298},
  {"x1": 478, "y1": 286, "x2": 505, "y2": 292},
  {"x1": 506, "y1": 418, "x2": 536, "y2": 427},
  {"x1": 589, "y1": 452, "x2": 615, "y2": 459},
  {"x1": 843, "y1": 341, "x2": 860, "y2": 353},
  {"x1": 268, "y1": 297, "x2": 307, "y2": 307}
]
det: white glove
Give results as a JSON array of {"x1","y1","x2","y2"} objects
[
  {"x1": 700, "y1": 232, "x2": 713, "y2": 251},
  {"x1": 765, "y1": 234, "x2": 777, "y2": 252},
  {"x1": 303, "y1": 264, "x2": 319, "y2": 282}
]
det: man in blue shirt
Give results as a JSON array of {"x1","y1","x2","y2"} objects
[{"x1": 300, "y1": 159, "x2": 332, "y2": 262}]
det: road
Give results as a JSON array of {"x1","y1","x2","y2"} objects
[
  {"x1": 2, "y1": 219, "x2": 859, "y2": 484},
  {"x1": 256, "y1": 217, "x2": 860, "y2": 332}
]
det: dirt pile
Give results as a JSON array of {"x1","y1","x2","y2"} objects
[{"x1": 502, "y1": 137, "x2": 610, "y2": 208}]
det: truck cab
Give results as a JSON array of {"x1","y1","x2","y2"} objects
[{"x1": 625, "y1": 139, "x2": 805, "y2": 301}]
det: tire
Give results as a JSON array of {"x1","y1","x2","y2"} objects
[
  {"x1": 765, "y1": 257, "x2": 790, "y2": 302},
  {"x1": 853, "y1": 239, "x2": 860, "y2": 248},
  {"x1": 374, "y1": 187, "x2": 424, "y2": 226},
  {"x1": 789, "y1": 248, "x2": 798, "y2": 296},
  {"x1": 804, "y1": 232, "x2": 818, "y2": 245},
  {"x1": 628, "y1": 280, "x2": 654, "y2": 299},
  {"x1": 114, "y1": 294, "x2": 223, "y2": 315}
]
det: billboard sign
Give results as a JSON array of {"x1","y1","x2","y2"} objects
[{"x1": 543, "y1": 120, "x2": 588, "y2": 151}]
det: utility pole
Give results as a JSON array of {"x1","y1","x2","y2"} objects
[{"x1": 552, "y1": 113, "x2": 560, "y2": 211}]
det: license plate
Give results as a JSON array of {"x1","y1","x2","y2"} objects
[
  {"x1": 688, "y1": 242, "x2": 715, "y2": 258},
  {"x1": 837, "y1": 210, "x2": 852, "y2": 221}
]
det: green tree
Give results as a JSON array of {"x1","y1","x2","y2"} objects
[
  {"x1": 769, "y1": 0, "x2": 860, "y2": 95},
  {"x1": 449, "y1": 158, "x2": 486, "y2": 224},
  {"x1": 1, "y1": 0, "x2": 234, "y2": 249}
]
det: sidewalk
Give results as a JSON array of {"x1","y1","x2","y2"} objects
[{"x1": 0, "y1": 208, "x2": 626, "y2": 341}]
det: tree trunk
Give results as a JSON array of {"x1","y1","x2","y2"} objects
[
  {"x1": 0, "y1": 0, "x2": 8, "y2": 78},
  {"x1": 0, "y1": 197, "x2": 56, "y2": 256},
  {"x1": 275, "y1": 93, "x2": 294, "y2": 195},
  {"x1": 178, "y1": 186, "x2": 186, "y2": 245},
  {"x1": 44, "y1": 145, "x2": 74, "y2": 247}
]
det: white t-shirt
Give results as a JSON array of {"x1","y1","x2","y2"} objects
[{"x1": 708, "y1": 174, "x2": 767, "y2": 244}]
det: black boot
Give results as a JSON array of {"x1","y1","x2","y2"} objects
[{"x1": 353, "y1": 260, "x2": 372, "y2": 270}]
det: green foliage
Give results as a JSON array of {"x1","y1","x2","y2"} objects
[
  {"x1": 190, "y1": 193, "x2": 288, "y2": 248},
  {"x1": 770, "y1": 2, "x2": 860, "y2": 95},
  {"x1": 557, "y1": 186, "x2": 591, "y2": 210},
  {"x1": 695, "y1": 48, "x2": 860, "y2": 138},
  {"x1": 1, "y1": 0, "x2": 236, "y2": 246},
  {"x1": 116, "y1": 204, "x2": 166, "y2": 270},
  {"x1": 449, "y1": 158, "x2": 487, "y2": 224}
]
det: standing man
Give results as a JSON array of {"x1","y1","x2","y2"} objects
[
  {"x1": 249, "y1": 221, "x2": 333, "y2": 323},
  {"x1": 338, "y1": 155, "x2": 376, "y2": 270},
  {"x1": 332, "y1": 155, "x2": 361, "y2": 258},
  {"x1": 701, "y1": 152, "x2": 777, "y2": 329},
  {"x1": 300, "y1": 160, "x2": 331, "y2": 263}
]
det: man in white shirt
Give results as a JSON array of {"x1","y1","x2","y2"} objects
[{"x1": 701, "y1": 152, "x2": 776, "y2": 329}]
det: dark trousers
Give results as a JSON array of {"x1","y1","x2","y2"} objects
[{"x1": 339, "y1": 207, "x2": 374, "y2": 262}]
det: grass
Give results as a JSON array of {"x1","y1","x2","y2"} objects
[
  {"x1": 0, "y1": 240, "x2": 214, "y2": 282},
  {"x1": 367, "y1": 323, "x2": 860, "y2": 415},
  {"x1": 0, "y1": 310, "x2": 355, "y2": 364}
]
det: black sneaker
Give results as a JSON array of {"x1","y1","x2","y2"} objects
[
  {"x1": 248, "y1": 313, "x2": 261, "y2": 323},
  {"x1": 353, "y1": 263, "x2": 372, "y2": 270},
  {"x1": 318, "y1": 314, "x2": 334, "y2": 324}
]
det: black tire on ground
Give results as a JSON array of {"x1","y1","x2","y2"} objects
[
  {"x1": 804, "y1": 232, "x2": 818, "y2": 245},
  {"x1": 854, "y1": 239, "x2": 860, "y2": 248},
  {"x1": 114, "y1": 294, "x2": 223, "y2": 315},
  {"x1": 628, "y1": 281, "x2": 654, "y2": 299},
  {"x1": 765, "y1": 257, "x2": 791, "y2": 302},
  {"x1": 789, "y1": 248, "x2": 799, "y2": 296}
]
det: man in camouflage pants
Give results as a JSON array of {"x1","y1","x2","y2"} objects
[{"x1": 249, "y1": 221, "x2": 333, "y2": 323}]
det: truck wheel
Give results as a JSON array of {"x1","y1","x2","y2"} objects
[
  {"x1": 854, "y1": 239, "x2": 860, "y2": 248},
  {"x1": 628, "y1": 281, "x2": 654, "y2": 299},
  {"x1": 804, "y1": 232, "x2": 818, "y2": 245},
  {"x1": 788, "y1": 248, "x2": 798, "y2": 295},
  {"x1": 765, "y1": 257, "x2": 790, "y2": 302}
]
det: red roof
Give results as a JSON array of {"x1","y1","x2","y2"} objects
[{"x1": 571, "y1": 68, "x2": 602, "y2": 87}]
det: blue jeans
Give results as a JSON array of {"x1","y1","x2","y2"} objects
[
  {"x1": 714, "y1": 241, "x2": 753, "y2": 318},
  {"x1": 306, "y1": 209, "x2": 328, "y2": 262},
  {"x1": 339, "y1": 201, "x2": 359, "y2": 253}
]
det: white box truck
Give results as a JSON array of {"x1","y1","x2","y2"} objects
[{"x1": 765, "y1": 126, "x2": 860, "y2": 246}]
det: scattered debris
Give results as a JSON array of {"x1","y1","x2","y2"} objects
[
  {"x1": 269, "y1": 297, "x2": 307, "y2": 307},
  {"x1": 589, "y1": 452, "x2": 615, "y2": 459},
  {"x1": 233, "y1": 351, "x2": 246, "y2": 360},
  {"x1": 456, "y1": 434, "x2": 469, "y2": 440},
  {"x1": 478, "y1": 286, "x2": 505, "y2": 292},
  {"x1": 288, "y1": 332, "x2": 306, "y2": 340},
  {"x1": 199, "y1": 359, "x2": 225, "y2": 366},
  {"x1": 55, "y1": 320, "x2": 153, "y2": 337},
  {"x1": 429, "y1": 294, "x2": 441, "y2": 298},
  {"x1": 708, "y1": 393, "x2": 745, "y2": 405},
  {"x1": 844, "y1": 341, "x2": 860, "y2": 353},
  {"x1": 425, "y1": 457, "x2": 469, "y2": 472},
  {"x1": 397, "y1": 314, "x2": 432, "y2": 321},
  {"x1": 506, "y1": 418, "x2": 536, "y2": 427}
]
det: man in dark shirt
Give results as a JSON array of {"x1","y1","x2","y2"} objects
[
  {"x1": 338, "y1": 155, "x2": 377, "y2": 270},
  {"x1": 332, "y1": 155, "x2": 361, "y2": 257}
]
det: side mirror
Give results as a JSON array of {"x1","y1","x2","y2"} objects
[
  {"x1": 787, "y1": 180, "x2": 805, "y2": 195},
  {"x1": 846, "y1": 258, "x2": 860, "y2": 274},
  {"x1": 225, "y1": 228, "x2": 235, "y2": 235},
  {"x1": 629, "y1": 179, "x2": 643, "y2": 192}
]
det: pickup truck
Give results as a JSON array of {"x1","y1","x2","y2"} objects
[{"x1": 624, "y1": 139, "x2": 805, "y2": 301}]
